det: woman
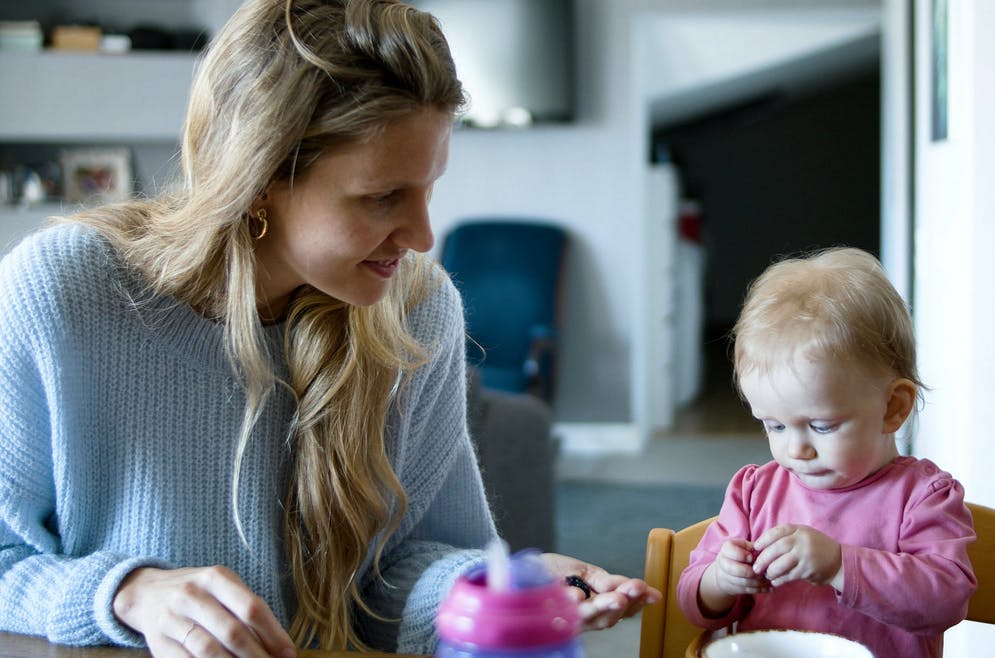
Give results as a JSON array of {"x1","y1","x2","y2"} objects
[{"x1": 0, "y1": 1, "x2": 659, "y2": 657}]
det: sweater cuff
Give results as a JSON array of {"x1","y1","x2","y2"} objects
[
  {"x1": 396, "y1": 549, "x2": 485, "y2": 655},
  {"x1": 94, "y1": 556, "x2": 174, "y2": 647}
]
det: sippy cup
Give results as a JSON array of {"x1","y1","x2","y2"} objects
[{"x1": 436, "y1": 540, "x2": 584, "y2": 658}]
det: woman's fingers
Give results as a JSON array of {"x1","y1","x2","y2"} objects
[
  {"x1": 578, "y1": 577, "x2": 661, "y2": 629},
  {"x1": 579, "y1": 591, "x2": 627, "y2": 629},
  {"x1": 538, "y1": 553, "x2": 661, "y2": 632},
  {"x1": 190, "y1": 567, "x2": 294, "y2": 658},
  {"x1": 113, "y1": 566, "x2": 295, "y2": 658},
  {"x1": 146, "y1": 615, "x2": 202, "y2": 658}
]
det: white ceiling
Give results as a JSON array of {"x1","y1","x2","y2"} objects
[
  {"x1": 637, "y1": 7, "x2": 882, "y2": 130},
  {"x1": 649, "y1": 32, "x2": 880, "y2": 129}
]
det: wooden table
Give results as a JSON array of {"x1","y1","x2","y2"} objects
[{"x1": 0, "y1": 633, "x2": 425, "y2": 657}]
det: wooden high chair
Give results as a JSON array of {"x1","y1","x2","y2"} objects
[
  {"x1": 638, "y1": 516, "x2": 715, "y2": 658},
  {"x1": 638, "y1": 502, "x2": 995, "y2": 658}
]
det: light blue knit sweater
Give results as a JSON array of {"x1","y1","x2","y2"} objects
[{"x1": 0, "y1": 223, "x2": 495, "y2": 653}]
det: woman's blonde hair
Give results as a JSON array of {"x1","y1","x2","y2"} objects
[
  {"x1": 732, "y1": 247, "x2": 924, "y2": 398},
  {"x1": 66, "y1": 0, "x2": 465, "y2": 649}
]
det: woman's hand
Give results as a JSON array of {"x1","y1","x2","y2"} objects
[
  {"x1": 752, "y1": 524, "x2": 843, "y2": 590},
  {"x1": 112, "y1": 566, "x2": 296, "y2": 658},
  {"x1": 540, "y1": 553, "x2": 662, "y2": 630}
]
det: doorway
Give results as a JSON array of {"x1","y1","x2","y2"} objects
[{"x1": 651, "y1": 58, "x2": 882, "y2": 433}]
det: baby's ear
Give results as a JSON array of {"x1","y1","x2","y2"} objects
[{"x1": 883, "y1": 378, "x2": 917, "y2": 433}]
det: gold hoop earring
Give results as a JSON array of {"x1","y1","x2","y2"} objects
[{"x1": 252, "y1": 208, "x2": 268, "y2": 240}]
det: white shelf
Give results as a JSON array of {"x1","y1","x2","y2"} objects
[
  {"x1": 0, "y1": 50, "x2": 197, "y2": 142},
  {"x1": 0, "y1": 1, "x2": 236, "y2": 252}
]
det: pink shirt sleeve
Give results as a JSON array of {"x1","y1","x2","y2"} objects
[
  {"x1": 838, "y1": 473, "x2": 976, "y2": 633},
  {"x1": 676, "y1": 464, "x2": 761, "y2": 629}
]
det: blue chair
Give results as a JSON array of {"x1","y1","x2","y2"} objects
[{"x1": 440, "y1": 219, "x2": 568, "y2": 402}]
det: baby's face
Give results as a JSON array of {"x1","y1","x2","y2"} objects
[{"x1": 739, "y1": 355, "x2": 900, "y2": 490}]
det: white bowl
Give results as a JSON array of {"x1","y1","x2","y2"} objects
[{"x1": 702, "y1": 629, "x2": 873, "y2": 658}]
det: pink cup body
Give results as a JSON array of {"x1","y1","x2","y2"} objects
[{"x1": 436, "y1": 573, "x2": 582, "y2": 650}]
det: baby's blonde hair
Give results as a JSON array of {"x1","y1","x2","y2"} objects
[
  {"x1": 732, "y1": 247, "x2": 924, "y2": 398},
  {"x1": 66, "y1": 0, "x2": 465, "y2": 650}
]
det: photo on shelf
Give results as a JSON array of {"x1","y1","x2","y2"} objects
[{"x1": 59, "y1": 147, "x2": 133, "y2": 205}]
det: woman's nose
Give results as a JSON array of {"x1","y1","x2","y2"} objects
[{"x1": 394, "y1": 201, "x2": 435, "y2": 253}]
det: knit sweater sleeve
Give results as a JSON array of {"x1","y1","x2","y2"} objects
[
  {"x1": 356, "y1": 270, "x2": 497, "y2": 654},
  {"x1": 0, "y1": 226, "x2": 171, "y2": 646}
]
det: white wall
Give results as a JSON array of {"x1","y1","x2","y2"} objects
[
  {"x1": 880, "y1": 0, "x2": 913, "y2": 301},
  {"x1": 903, "y1": 0, "x2": 995, "y2": 654},
  {"x1": 910, "y1": 0, "x2": 995, "y2": 508}
]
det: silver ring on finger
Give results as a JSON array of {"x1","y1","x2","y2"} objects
[{"x1": 182, "y1": 622, "x2": 196, "y2": 647}]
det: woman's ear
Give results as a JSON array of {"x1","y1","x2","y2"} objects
[
  {"x1": 883, "y1": 378, "x2": 917, "y2": 433},
  {"x1": 249, "y1": 189, "x2": 269, "y2": 214}
]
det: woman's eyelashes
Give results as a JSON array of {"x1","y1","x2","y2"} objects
[{"x1": 367, "y1": 190, "x2": 400, "y2": 209}]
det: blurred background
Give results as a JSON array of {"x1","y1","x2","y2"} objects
[{"x1": 1, "y1": 1, "x2": 992, "y2": 655}]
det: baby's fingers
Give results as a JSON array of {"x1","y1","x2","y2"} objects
[
  {"x1": 715, "y1": 565, "x2": 770, "y2": 595},
  {"x1": 754, "y1": 524, "x2": 799, "y2": 552},
  {"x1": 717, "y1": 554, "x2": 756, "y2": 579},
  {"x1": 718, "y1": 538, "x2": 755, "y2": 563},
  {"x1": 752, "y1": 537, "x2": 791, "y2": 577},
  {"x1": 734, "y1": 575, "x2": 771, "y2": 594},
  {"x1": 715, "y1": 555, "x2": 767, "y2": 595}
]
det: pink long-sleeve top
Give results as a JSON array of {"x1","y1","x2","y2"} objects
[{"x1": 677, "y1": 456, "x2": 976, "y2": 658}]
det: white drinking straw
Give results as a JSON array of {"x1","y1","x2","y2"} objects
[{"x1": 486, "y1": 538, "x2": 512, "y2": 591}]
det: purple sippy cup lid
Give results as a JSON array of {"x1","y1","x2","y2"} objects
[{"x1": 436, "y1": 546, "x2": 581, "y2": 650}]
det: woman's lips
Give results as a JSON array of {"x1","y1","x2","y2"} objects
[{"x1": 363, "y1": 257, "x2": 401, "y2": 278}]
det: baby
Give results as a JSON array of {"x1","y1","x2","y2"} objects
[{"x1": 677, "y1": 247, "x2": 976, "y2": 658}]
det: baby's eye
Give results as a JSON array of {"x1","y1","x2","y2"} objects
[
  {"x1": 809, "y1": 423, "x2": 838, "y2": 434},
  {"x1": 762, "y1": 421, "x2": 785, "y2": 433}
]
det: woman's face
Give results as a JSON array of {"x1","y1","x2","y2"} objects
[{"x1": 253, "y1": 108, "x2": 452, "y2": 320}]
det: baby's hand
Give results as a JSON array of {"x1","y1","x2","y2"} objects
[
  {"x1": 712, "y1": 538, "x2": 771, "y2": 596},
  {"x1": 752, "y1": 524, "x2": 842, "y2": 589}
]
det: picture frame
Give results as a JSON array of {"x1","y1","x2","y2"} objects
[
  {"x1": 930, "y1": 0, "x2": 949, "y2": 142},
  {"x1": 59, "y1": 147, "x2": 133, "y2": 205}
]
